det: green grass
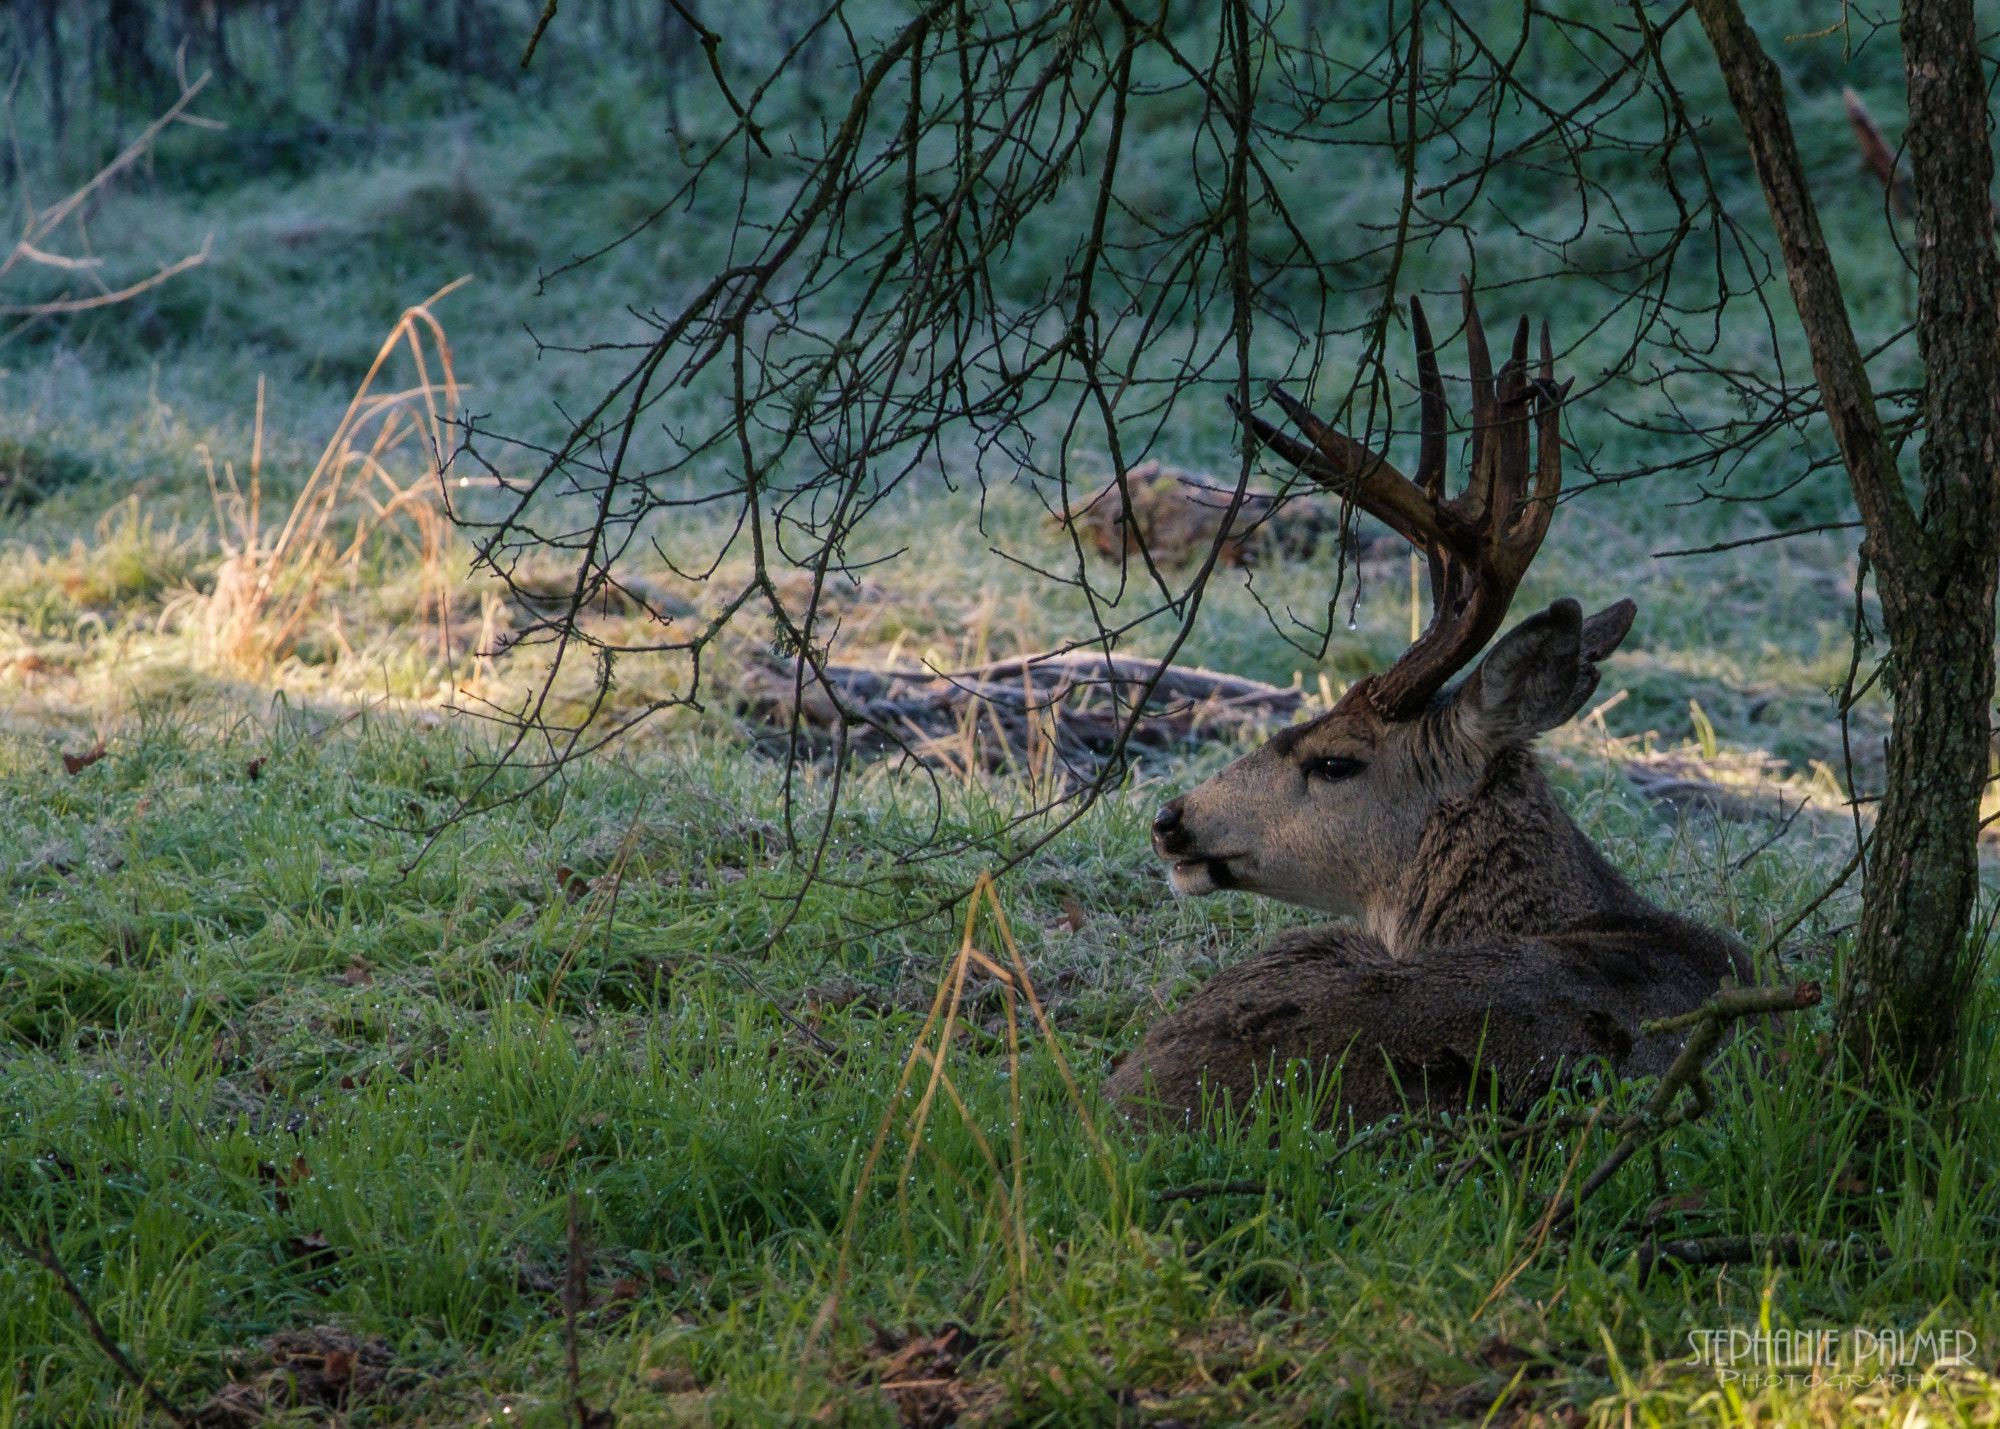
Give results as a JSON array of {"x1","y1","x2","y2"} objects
[
  {"x1": 1, "y1": 2, "x2": 1996, "y2": 1423},
  {"x1": 1, "y1": 709, "x2": 1997, "y2": 1427}
]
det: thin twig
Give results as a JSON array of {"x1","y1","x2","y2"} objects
[
  {"x1": 1653, "y1": 520, "x2": 1862, "y2": 558},
  {"x1": 1753, "y1": 845, "x2": 1866, "y2": 969},
  {"x1": 1837, "y1": 552, "x2": 1875, "y2": 883},
  {"x1": 712, "y1": 957, "x2": 839, "y2": 1056},
  {"x1": 561, "y1": 1192, "x2": 612, "y2": 1429},
  {"x1": 1324, "y1": 1113, "x2": 1454, "y2": 1174},
  {"x1": 664, "y1": 0, "x2": 773, "y2": 155},
  {"x1": 1546, "y1": 982, "x2": 1823, "y2": 1231},
  {"x1": 521, "y1": 1, "x2": 560, "y2": 67},
  {"x1": 564, "y1": 1190, "x2": 584, "y2": 1416},
  {"x1": 1727, "y1": 791, "x2": 1809, "y2": 873},
  {"x1": 0, "y1": 239, "x2": 210, "y2": 314},
  {"x1": 1638, "y1": 980, "x2": 1822, "y2": 1039},
  {"x1": 0, "y1": 1225, "x2": 192, "y2": 1427}
]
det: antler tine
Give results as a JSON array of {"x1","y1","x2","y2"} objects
[
  {"x1": 1491, "y1": 314, "x2": 1534, "y2": 548},
  {"x1": 1373, "y1": 291, "x2": 1564, "y2": 719},
  {"x1": 1410, "y1": 295, "x2": 1451, "y2": 613},
  {"x1": 1510, "y1": 320, "x2": 1566, "y2": 558},
  {"x1": 1263, "y1": 385, "x2": 1332, "y2": 446},
  {"x1": 1234, "y1": 385, "x2": 1456, "y2": 554},
  {"x1": 1226, "y1": 401, "x2": 1374, "y2": 530},
  {"x1": 1229, "y1": 394, "x2": 1324, "y2": 475},
  {"x1": 1411, "y1": 295, "x2": 1447, "y2": 502},
  {"x1": 1459, "y1": 278, "x2": 1493, "y2": 482},
  {"x1": 1237, "y1": 282, "x2": 1567, "y2": 723}
]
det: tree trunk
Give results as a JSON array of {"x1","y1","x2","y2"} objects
[
  {"x1": 1855, "y1": 0, "x2": 2000, "y2": 1090},
  {"x1": 1690, "y1": 0, "x2": 2000, "y2": 1094}
]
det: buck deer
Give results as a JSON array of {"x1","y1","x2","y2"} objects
[{"x1": 1105, "y1": 284, "x2": 1751, "y2": 1128}]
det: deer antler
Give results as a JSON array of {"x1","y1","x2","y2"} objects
[{"x1": 1235, "y1": 279, "x2": 1571, "y2": 719}]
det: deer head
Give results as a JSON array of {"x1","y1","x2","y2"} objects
[{"x1": 1153, "y1": 283, "x2": 1636, "y2": 944}]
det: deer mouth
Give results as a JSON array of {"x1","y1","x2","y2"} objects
[{"x1": 1168, "y1": 855, "x2": 1244, "y2": 896}]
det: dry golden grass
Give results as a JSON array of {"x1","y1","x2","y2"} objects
[{"x1": 187, "y1": 279, "x2": 468, "y2": 680}]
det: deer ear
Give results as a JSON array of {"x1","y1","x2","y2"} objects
[
  {"x1": 1560, "y1": 597, "x2": 1637, "y2": 723},
  {"x1": 1450, "y1": 598, "x2": 1588, "y2": 741}
]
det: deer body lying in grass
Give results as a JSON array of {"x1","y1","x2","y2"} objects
[{"x1": 1105, "y1": 286, "x2": 1750, "y2": 1129}]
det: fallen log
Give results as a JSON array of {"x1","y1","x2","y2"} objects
[
  {"x1": 737, "y1": 650, "x2": 1306, "y2": 775},
  {"x1": 1634, "y1": 1232, "x2": 1889, "y2": 1286}
]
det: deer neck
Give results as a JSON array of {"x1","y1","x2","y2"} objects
[{"x1": 1369, "y1": 743, "x2": 1639, "y2": 956}]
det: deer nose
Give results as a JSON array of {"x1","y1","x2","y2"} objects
[{"x1": 1152, "y1": 799, "x2": 1191, "y2": 856}]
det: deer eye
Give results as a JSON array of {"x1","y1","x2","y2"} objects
[{"x1": 1305, "y1": 756, "x2": 1363, "y2": 782}]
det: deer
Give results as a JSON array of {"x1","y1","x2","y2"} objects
[{"x1": 1104, "y1": 283, "x2": 1753, "y2": 1129}]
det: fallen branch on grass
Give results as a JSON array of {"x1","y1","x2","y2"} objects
[
  {"x1": 738, "y1": 650, "x2": 1305, "y2": 776},
  {"x1": 1545, "y1": 981, "x2": 1823, "y2": 1231},
  {"x1": 1634, "y1": 1232, "x2": 1890, "y2": 1287}
]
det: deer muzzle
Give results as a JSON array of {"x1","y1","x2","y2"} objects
[{"x1": 1152, "y1": 798, "x2": 1241, "y2": 895}]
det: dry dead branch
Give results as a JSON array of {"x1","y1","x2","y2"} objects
[
  {"x1": 1633, "y1": 1232, "x2": 1889, "y2": 1286},
  {"x1": 1545, "y1": 980, "x2": 1824, "y2": 1231},
  {"x1": 737, "y1": 650, "x2": 1305, "y2": 777},
  {"x1": 1841, "y1": 87, "x2": 1914, "y2": 218},
  {"x1": 0, "y1": 69, "x2": 218, "y2": 334}
]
